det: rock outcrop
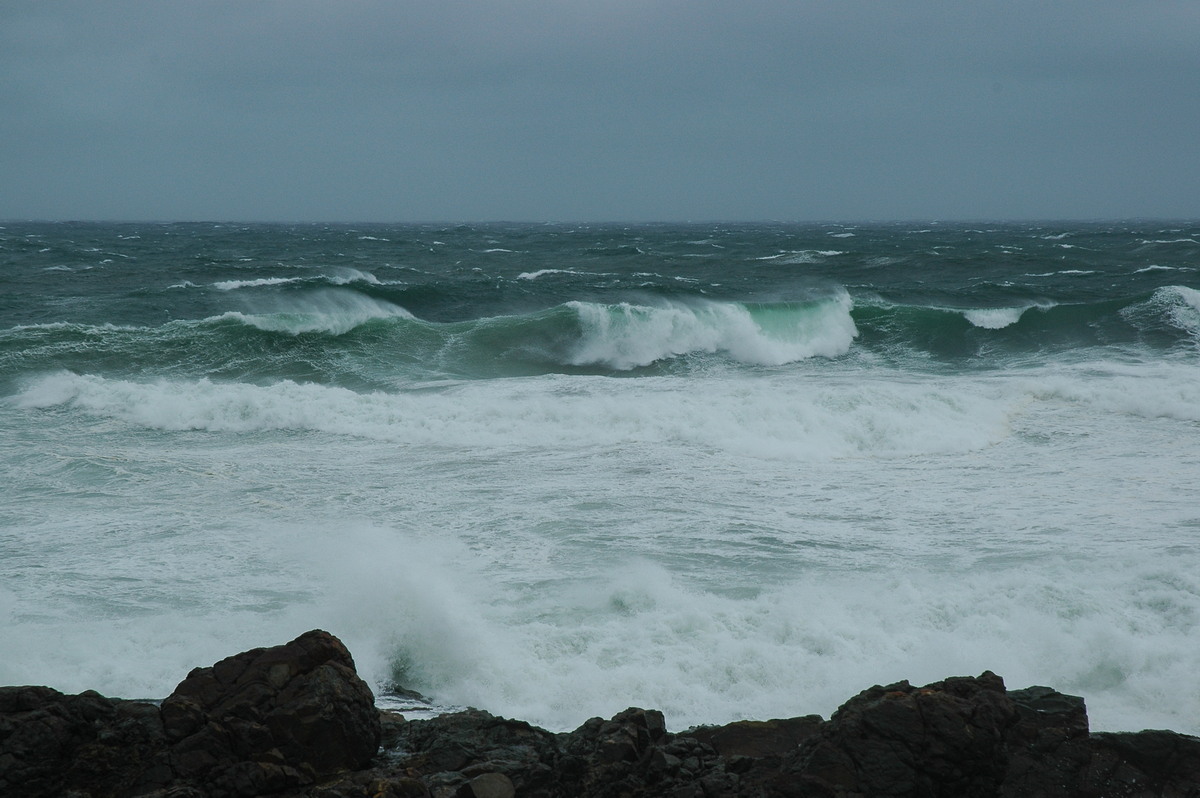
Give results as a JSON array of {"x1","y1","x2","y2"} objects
[
  {"x1": 3, "y1": 630, "x2": 1200, "y2": 797},
  {"x1": 0, "y1": 630, "x2": 378, "y2": 798},
  {"x1": 161, "y1": 629, "x2": 380, "y2": 796}
]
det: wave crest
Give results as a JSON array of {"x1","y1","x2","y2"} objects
[
  {"x1": 217, "y1": 290, "x2": 414, "y2": 335},
  {"x1": 566, "y1": 294, "x2": 858, "y2": 369}
]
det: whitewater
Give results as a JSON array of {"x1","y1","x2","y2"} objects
[{"x1": 2, "y1": 221, "x2": 1199, "y2": 735}]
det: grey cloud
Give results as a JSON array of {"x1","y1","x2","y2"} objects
[{"x1": 2, "y1": 0, "x2": 1197, "y2": 220}]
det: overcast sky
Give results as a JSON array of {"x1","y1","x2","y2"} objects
[{"x1": 2, "y1": 1, "x2": 1198, "y2": 222}]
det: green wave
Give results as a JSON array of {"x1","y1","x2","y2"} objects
[{"x1": 3, "y1": 287, "x2": 1197, "y2": 390}]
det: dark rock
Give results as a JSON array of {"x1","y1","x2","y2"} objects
[
  {"x1": 7, "y1": 633, "x2": 1200, "y2": 798},
  {"x1": 689, "y1": 715, "x2": 823, "y2": 759},
  {"x1": 0, "y1": 686, "x2": 170, "y2": 798},
  {"x1": 388, "y1": 708, "x2": 560, "y2": 796},
  {"x1": 161, "y1": 629, "x2": 380, "y2": 793},
  {"x1": 455, "y1": 771, "x2": 515, "y2": 798},
  {"x1": 774, "y1": 671, "x2": 1018, "y2": 797}
]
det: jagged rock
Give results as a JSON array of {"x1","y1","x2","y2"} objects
[
  {"x1": 455, "y1": 771, "x2": 515, "y2": 798},
  {"x1": 777, "y1": 671, "x2": 1019, "y2": 797},
  {"x1": 689, "y1": 715, "x2": 824, "y2": 759},
  {"x1": 160, "y1": 629, "x2": 380, "y2": 794},
  {"x1": 388, "y1": 708, "x2": 559, "y2": 796},
  {"x1": 0, "y1": 686, "x2": 170, "y2": 798},
  {"x1": 558, "y1": 707, "x2": 679, "y2": 796},
  {"x1": 6, "y1": 633, "x2": 1200, "y2": 797}
]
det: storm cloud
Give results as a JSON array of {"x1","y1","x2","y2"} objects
[{"x1": 2, "y1": 0, "x2": 1197, "y2": 221}]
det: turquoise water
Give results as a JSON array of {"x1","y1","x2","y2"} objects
[{"x1": 3, "y1": 221, "x2": 1200, "y2": 732}]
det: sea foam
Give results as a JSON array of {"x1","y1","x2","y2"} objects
[
  {"x1": 356, "y1": 554, "x2": 1200, "y2": 733},
  {"x1": 217, "y1": 290, "x2": 413, "y2": 335},
  {"x1": 962, "y1": 307, "x2": 1029, "y2": 329},
  {"x1": 14, "y1": 366, "x2": 1011, "y2": 461},
  {"x1": 213, "y1": 269, "x2": 382, "y2": 291},
  {"x1": 566, "y1": 295, "x2": 858, "y2": 369}
]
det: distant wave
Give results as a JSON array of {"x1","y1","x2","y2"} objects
[
  {"x1": 5, "y1": 287, "x2": 1198, "y2": 386},
  {"x1": 212, "y1": 269, "x2": 384, "y2": 291},
  {"x1": 517, "y1": 269, "x2": 608, "y2": 281},
  {"x1": 213, "y1": 277, "x2": 302, "y2": 290},
  {"x1": 962, "y1": 306, "x2": 1034, "y2": 330},
  {"x1": 754, "y1": 250, "x2": 845, "y2": 264},
  {"x1": 215, "y1": 290, "x2": 414, "y2": 335},
  {"x1": 1024, "y1": 269, "x2": 1095, "y2": 276},
  {"x1": 852, "y1": 286, "x2": 1200, "y2": 358}
]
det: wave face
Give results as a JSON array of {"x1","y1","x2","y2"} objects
[
  {"x1": 4, "y1": 221, "x2": 1200, "y2": 735},
  {"x1": 5, "y1": 284, "x2": 1198, "y2": 386}
]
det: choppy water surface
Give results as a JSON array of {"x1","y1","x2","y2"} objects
[{"x1": 3, "y1": 221, "x2": 1199, "y2": 732}]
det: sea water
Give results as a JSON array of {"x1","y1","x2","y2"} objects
[{"x1": 2, "y1": 221, "x2": 1199, "y2": 733}]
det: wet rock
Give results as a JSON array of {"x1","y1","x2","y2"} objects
[
  {"x1": 774, "y1": 671, "x2": 1018, "y2": 797},
  {"x1": 455, "y1": 771, "x2": 515, "y2": 798},
  {"x1": 7, "y1": 633, "x2": 1200, "y2": 797},
  {"x1": 0, "y1": 686, "x2": 171, "y2": 798},
  {"x1": 689, "y1": 715, "x2": 823, "y2": 759},
  {"x1": 161, "y1": 628, "x2": 380, "y2": 793}
]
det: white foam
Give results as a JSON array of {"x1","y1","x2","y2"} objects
[
  {"x1": 961, "y1": 304, "x2": 1052, "y2": 330},
  {"x1": 12, "y1": 366, "x2": 1011, "y2": 461},
  {"x1": 1174, "y1": 285, "x2": 1200, "y2": 315},
  {"x1": 7, "y1": 357, "x2": 1200, "y2": 737},
  {"x1": 215, "y1": 290, "x2": 413, "y2": 335},
  {"x1": 755, "y1": 250, "x2": 845, "y2": 264},
  {"x1": 1118, "y1": 285, "x2": 1200, "y2": 341},
  {"x1": 213, "y1": 270, "x2": 381, "y2": 291},
  {"x1": 362, "y1": 558, "x2": 1200, "y2": 733},
  {"x1": 1028, "y1": 359, "x2": 1200, "y2": 422},
  {"x1": 213, "y1": 277, "x2": 301, "y2": 290},
  {"x1": 327, "y1": 268, "x2": 382, "y2": 286},
  {"x1": 518, "y1": 269, "x2": 586, "y2": 280},
  {"x1": 962, "y1": 307, "x2": 1025, "y2": 329},
  {"x1": 567, "y1": 296, "x2": 858, "y2": 369}
]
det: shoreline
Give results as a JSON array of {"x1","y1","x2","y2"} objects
[{"x1": 4, "y1": 630, "x2": 1199, "y2": 797}]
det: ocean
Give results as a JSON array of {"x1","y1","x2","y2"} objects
[{"x1": 2, "y1": 221, "x2": 1199, "y2": 735}]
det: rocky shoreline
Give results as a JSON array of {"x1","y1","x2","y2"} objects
[{"x1": 3, "y1": 630, "x2": 1198, "y2": 797}]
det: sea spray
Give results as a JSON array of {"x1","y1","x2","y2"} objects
[
  {"x1": 565, "y1": 294, "x2": 857, "y2": 368},
  {"x1": 5, "y1": 220, "x2": 1200, "y2": 739},
  {"x1": 14, "y1": 368, "x2": 1011, "y2": 458}
]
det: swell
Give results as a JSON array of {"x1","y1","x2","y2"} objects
[
  {"x1": 0, "y1": 293, "x2": 861, "y2": 386},
  {"x1": 852, "y1": 285, "x2": 1200, "y2": 361},
  {"x1": 3, "y1": 287, "x2": 1197, "y2": 390}
]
